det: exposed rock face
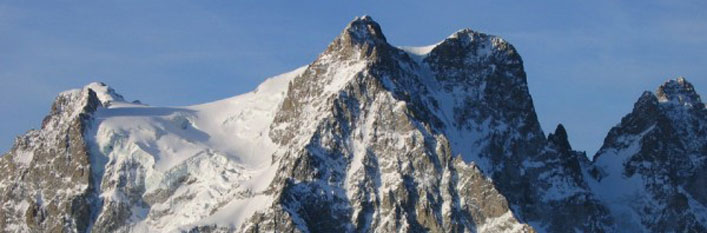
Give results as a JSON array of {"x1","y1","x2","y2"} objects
[
  {"x1": 419, "y1": 26, "x2": 613, "y2": 233},
  {"x1": 0, "y1": 86, "x2": 103, "y2": 233},
  {"x1": 0, "y1": 16, "x2": 705, "y2": 233},
  {"x1": 256, "y1": 16, "x2": 532, "y2": 233},
  {"x1": 591, "y1": 78, "x2": 707, "y2": 232}
]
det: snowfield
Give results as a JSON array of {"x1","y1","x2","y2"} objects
[{"x1": 87, "y1": 67, "x2": 305, "y2": 232}]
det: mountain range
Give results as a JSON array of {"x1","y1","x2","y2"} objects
[{"x1": 1, "y1": 16, "x2": 705, "y2": 233}]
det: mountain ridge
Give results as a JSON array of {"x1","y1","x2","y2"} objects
[{"x1": 1, "y1": 16, "x2": 705, "y2": 233}]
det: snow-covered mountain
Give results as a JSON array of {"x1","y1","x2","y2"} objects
[
  {"x1": 1, "y1": 16, "x2": 705, "y2": 233},
  {"x1": 590, "y1": 77, "x2": 707, "y2": 232}
]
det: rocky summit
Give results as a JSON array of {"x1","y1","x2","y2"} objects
[{"x1": 0, "y1": 16, "x2": 705, "y2": 233}]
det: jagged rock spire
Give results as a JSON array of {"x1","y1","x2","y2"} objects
[
  {"x1": 620, "y1": 77, "x2": 705, "y2": 135},
  {"x1": 323, "y1": 16, "x2": 393, "y2": 60},
  {"x1": 548, "y1": 123, "x2": 572, "y2": 152},
  {"x1": 656, "y1": 77, "x2": 703, "y2": 108},
  {"x1": 342, "y1": 15, "x2": 387, "y2": 45}
]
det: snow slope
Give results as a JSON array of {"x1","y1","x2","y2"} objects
[{"x1": 87, "y1": 67, "x2": 306, "y2": 232}]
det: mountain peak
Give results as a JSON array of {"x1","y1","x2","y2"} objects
[
  {"x1": 84, "y1": 82, "x2": 125, "y2": 106},
  {"x1": 548, "y1": 123, "x2": 572, "y2": 152},
  {"x1": 428, "y1": 27, "x2": 520, "y2": 71},
  {"x1": 442, "y1": 28, "x2": 510, "y2": 50},
  {"x1": 656, "y1": 77, "x2": 703, "y2": 108},
  {"x1": 342, "y1": 15, "x2": 387, "y2": 46},
  {"x1": 320, "y1": 15, "x2": 392, "y2": 61},
  {"x1": 448, "y1": 28, "x2": 480, "y2": 39}
]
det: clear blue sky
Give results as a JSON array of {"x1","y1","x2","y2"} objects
[{"x1": 1, "y1": 0, "x2": 705, "y2": 156}]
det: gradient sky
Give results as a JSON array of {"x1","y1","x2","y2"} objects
[{"x1": 1, "y1": 0, "x2": 706, "y2": 156}]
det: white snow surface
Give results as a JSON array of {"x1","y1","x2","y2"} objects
[
  {"x1": 88, "y1": 66, "x2": 306, "y2": 232},
  {"x1": 398, "y1": 43, "x2": 439, "y2": 57}
]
